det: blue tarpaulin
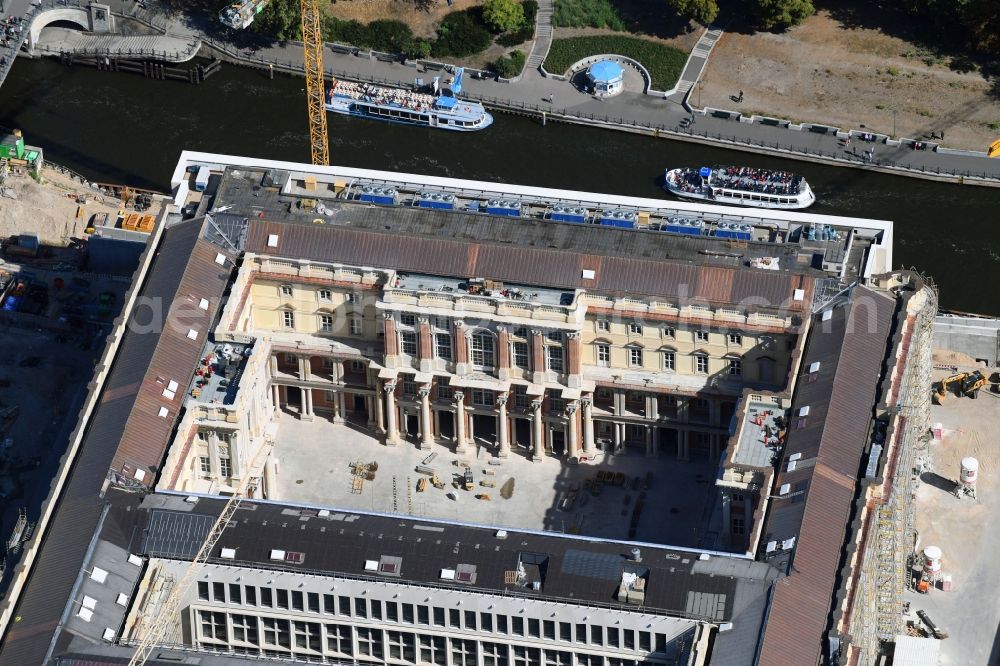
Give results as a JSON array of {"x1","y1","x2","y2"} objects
[{"x1": 699, "y1": 167, "x2": 712, "y2": 178}]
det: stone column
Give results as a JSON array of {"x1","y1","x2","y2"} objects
[
  {"x1": 644, "y1": 426, "x2": 654, "y2": 457},
  {"x1": 531, "y1": 398, "x2": 544, "y2": 461},
  {"x1": 646, "y1": 394, "x2": 659, "y2": 420},
  {"x1": 366, "y1": 395, "x2": 377, "y2": 429},
  {"x1": 335, "y1": 391, "x2": 347, "y2": 424},
  {"x1": 299, "y1": 356, "x2": 312, "y2": 381},
  {"x1": 383, "y1": 313, "x2": 399, "y2": 360},
  {"x1": 269, "y1": 353, "x2": 279, "y2": 378},
  {"x1": 530, "y1": 330, "x2": 546, "y2": 384},
  {"x1": 454, "y1": 391, "x2": 467, "y2": 452},
  {"x1": 453, "y1": 321, "x2": 469, "y2": 375},
  {"x1": 417, "y1": 317, "x2": 433, "y2": 373},
  {"x1": 419, "y1": 386, "x2": 433, "y2": 450},
  {"x1": 333, "y1": 359, "x2": 344, "y2": 384},
  {"x1": 613, "y1": 390, "x2": 625, "y2": 417},
  {"x1": 613, "y1": 421, "x2": 623, "y2": 451},
  {"x1": 566, "y1": 401, "x2": 580, "y2": 459},
  {"x1": 496, "y1": 392, "x2": 510, "y2": 458},
  {"x1": 300, "y1": 388, "x2": 314, "y2": 421},
  {"x1": 566, "y1": 332, "x2": 582, "y2": 388},
  {"x1": 271, "y1": 384, "x2": 282, "y2": 417},
  {"x1": 263, "y1": 457, "x2": 278, "y2": 500},
  {"x1": 374, "y1": 385, "x2": 385, "y2": 434},
  {"x1": 582, "y1": 396, "x2": 595, "y2": 456},
  {"x1": 497, "y1": 326, "x2": 511, "y2": 380},
  {"x1": 678, "y1": 430, "x2": 690, "y2": 461},
  {"x1": 384, "y1": 381, "x2": 400, "y2": 445}
]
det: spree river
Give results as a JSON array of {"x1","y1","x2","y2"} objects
[{"x1": 1, "y1": 58, "x2": 997, "y2": 313}]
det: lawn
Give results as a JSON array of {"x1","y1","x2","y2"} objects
[
  {"x1": 543, "y1": 35, "x2": 688, "y2": 89},
  {"x1": 552, "y1": 0, "x2": 625, "y2": 30}
]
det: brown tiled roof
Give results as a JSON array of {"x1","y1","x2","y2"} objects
[
  {"x1": 245, "y1": 221, "x2": 814, "y2": 314},
  {"x1": 109, "y1": 221, "x2": 234, "y2": 481},
  {"x1": 758, "y1": 286, "x2": 897, "y2": 666}
]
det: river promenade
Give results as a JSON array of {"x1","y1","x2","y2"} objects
[{"x1": 31, "y1": 0, "x2": 1000, "y2": 185}]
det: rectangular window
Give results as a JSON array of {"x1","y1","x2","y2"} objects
[
  {"x1": 276, "y1": 589, "x2": 289, "y2": 610},
  {"x1": 218, "y1": 456, "x2": 232, "y2": 479},
  {"x1": 197, "y1": 581, "x2": 209, "y2": 601},
  {"x1": 497, "y1": 615, "x2": 508, "y2": 634},
  {"x1": 400, "y1": 331, "x2": 418, "y2": 356},
  {"x1": 480, "y1": 612, "x2": 493, "y2": 632},
  {"x1": 512, "y1": 616, "x2": 524, "y2": 636},
  {"x1": 528, "y1": 618, "x2": 540, "y2": 638},
  {"x1": 729, "y1": 358, "x2": 742, "y2": 375},
  {"x1": 356, "y1": 627, "x2": 384, "y2": 659},
  {"x1": 326, "y1": 624, "x2": 351, "y2": 655},
  {"x1": 346, "y1": 292, "x2": 357, "y2": 304},
  {"x1": 482, "y1": 642, "x2": 508, "y2": 666},
  {"x1": 370, "y1": 600, "x2": 382, "y2": 621},
  {"x1": 433, "y1": 607, "x2": 445, "y2": 627},
  {"x1": 696, "y1": 330, "x2": 709, "y2": 342},
  {"x1": 350, "y1": 317, "x2": 362, "y2": 336},
  {"x1": 434, "y1": 316, "x2": 449, "y2": 330},
  {"x1": 354, "y1": 597, "x2": 367, "y2": 619},
  {"x1": 464, "y1": 610, "x2": 477, "y2": 630},
  {"x1": 419, "y1": 635, "x2": 447, "y2": 666},
  {"x1": 231, "y1": 613, "x2": 258, "y2": 644},
  {"x1": 260, "y1": 587, "x2": 272, "y2": 608},
  {"x1": 623, "y1": 629, "x2": 635, "y2": 650},
  {"x1": 308, "y1": 592, "x2": 320, "y2": 613},
  {"x1": 471, "y1": 332, "x2": 495, "y2": 368},
  {"x1": 404, "y1": 603, "x2": 416, "y2": 624},
  {"x1": 560, "y1": 622, "x2": 572, "y2": 641},
  {"x1": 696, "y1": 355, "x2": 709, "y2": 374},
  {"x1": 229, "y1": 583, "x2": 242, "y2": 605},
  {"x1": 449, "y1": 608, "x2": 461, "y2": 628},
  {"x1": 597, "y1": 344, "x2": 610, "y2": 367},
  {"x1": 244, "y1": 586, "x2": 256, "y2": 606},
  {"x1": 575, "y1": 623, "x2": 586, "y2": 643},
  {"x1": 608, "y1": 627, "x2": 620, "y2": 648},
  {"x1": 629, "y1": 348, "x2": 643, "y2": 367},
  {"x1": 387, "y1": 601, "x2": 399, "y2": 622},
  {"x1": 629, "y1": 323, "x2": 642, "y2": 335},
  {"x1": 549, "y1": 397, "x2": 564, "y2": 414},
  {"x1": 514, "y1": 385, "x2": 529, "y2": 410},
  {"x1": 639, "y1": 632, "x2": 651, "y2": 652},
  {"x1": 282, "y1": 310, "x2": 295, "y2": 329},
  {"x1": 733, "y1": 516, "x2": 745, "y2": 534},
  {"x1": 728, "y1": 333, "x2": 743, "y2": 345},
  {"x1": 452, "y1": 638, "x2": 478, "y2": 666},
  {"x1": 262, "y1": 617, "x2": 290, "y2": 649},
  {"x1": 662, "y1": 351, "x2": 675, "y2": 370},
  {"x1": 590, "y1": 625, "x2": 603, "y2": 645},
  {"x1": 597, "y1": 320, "x2": 609, "y2": 332},
  {"x1": 547, "y1": 345, "x2": 564, "y2": 372},
  {"x1": 663, "y1": 326, "x2": 675, "y2": 338},
  {"x1": 212, "y1": 582, "x2": 225, "y2": 602},
  {"x1": 543, "y1": 620, "x2": 555, "y2": 640},
  {"x1": 320, "y1": 314, "x2": 333, "y2": 333},
  {"x1": 323, "y1": 594, "x2": 335, "y2": 614},
  {"x1": 318, "y1": 289, "x2": 332, "y2": 301},
  {"x1": 472, "y1": 388, "x2": 494, "y2": 406},
  {"x1": 435, "y1": 333, "x2": 453, "y2": 361},
  {"x1": 280, "y1": 285, "x2": 293, "y2": 297},
  {"x1": 199, "y1": 610, "x2": 227, "y2": 641},
  {"x1": 401, "y1": 313, "x2": 416, "y2": 327},
  {"x1": 513, "y1": 341, "x2": 530, "y2": 369},
  {"x1": 199, "y1": 456, "x2": 211, "y2": 475},
  {"x1": 338, "y1": 595, "x2": 351, "y2": 616}
]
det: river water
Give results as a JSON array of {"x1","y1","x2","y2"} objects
[{"x1": 1, "y1": 58, "x2": 997, "y2": 313}]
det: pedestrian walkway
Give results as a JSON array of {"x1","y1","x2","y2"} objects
[
  {"x1": 34, "y1": 27, "x2": 199, "y2": 62},
  {"x1": 669, "y1": 27, "x2": 722, "y2": 103},
  {"x1": 524, "y1": 0, "x2": 553, "y2": 71}
]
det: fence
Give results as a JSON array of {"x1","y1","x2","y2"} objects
[{"x1": 33, "y1": 42, "x2": 198, "y2": 61}]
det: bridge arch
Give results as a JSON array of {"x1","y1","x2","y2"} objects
[{"x1": 29, "y1": 8, "x2": 92, "y2": 51}]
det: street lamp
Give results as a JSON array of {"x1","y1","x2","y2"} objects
[{"x1": 892, "y1": 109, "x2": 897, "y2": 139}]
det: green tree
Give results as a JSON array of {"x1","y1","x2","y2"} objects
[
  {"x1": 963, "y1": 0, "x2": 1000, "y2": 57},
  {"x1": 482, "y1": 0, "x2": 527, "y2": 33},
  {"x1": 404, "y1": 38, "x2": 433, "y2": 59},
  {"x1": 752, "y1": 0, "x2": 814, "y2": 30},
  {"x1": 668, "y1": 0, "x2": 718, "y2": 25},
  {"x1": 253, "y1": 0, "x2": 301, "y2": 40}
]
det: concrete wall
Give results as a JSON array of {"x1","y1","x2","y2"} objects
[{"x1": 933, "y1": 314, "x2": 1000, "y2": 366}]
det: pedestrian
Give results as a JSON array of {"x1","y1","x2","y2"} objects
[{"x1": 737, "y1": 90, "x2": 743, "y2": 103}]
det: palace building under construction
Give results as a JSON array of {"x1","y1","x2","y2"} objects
[{"x1": 0, "y1": 153, "x2": 936, "y2": 666}]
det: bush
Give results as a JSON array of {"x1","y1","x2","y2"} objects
[
  {"x1": 552, "y1": 0, "x2": 625, "y2": 30},
  {"x1": 483, "y1": 0, "x2": 525, "y2": 33},
  {"x1": 432, "y1": 8, "x2": 493, "y2": 57},
  {"x1": 543, "y1": 36, "x2": 687, "y2": 89},
  {"x1": 490, "y1": 49, "x2": 526, "y2": 78},
  {"x1": 322, "y1": 18, "x2": 416, "y2": 53},
  {"x1": 751, "y1": 0, "x2": 814, "y2": 31},
  {"x1": 496, "y1": 0, "x2": 536, "y2": 45}
]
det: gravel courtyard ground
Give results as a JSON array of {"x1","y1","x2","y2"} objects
[{"x1": 698, "y1": 10, "x2": 1000, "y2": 152}]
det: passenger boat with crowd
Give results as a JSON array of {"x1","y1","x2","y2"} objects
[
  {"x1": 664, "y1": 166, "x2": 816, "y2": 209},
  {"x1": 325, "y1": 68, "x2": 493, "y2": 132}
]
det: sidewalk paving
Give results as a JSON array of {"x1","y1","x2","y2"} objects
[{"x1": 57, "y1": 0, "x2": 1000, "y2": 183}]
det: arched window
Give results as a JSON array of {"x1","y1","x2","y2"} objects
[{"x1": 470, "y1": 330, "x2": 496, "y2": 368}]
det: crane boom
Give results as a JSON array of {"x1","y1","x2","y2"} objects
[
  {"x1": 300, "y1": 0, "x2": 330, "y2": 166},
  {"x1": 126, "y1": 443, "x2": 273, "y2": 665}
]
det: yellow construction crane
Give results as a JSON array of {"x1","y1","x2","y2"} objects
[
  {"x1": 300, "y1": 0, "x2": 329, "y2": 166},
  {"x1": 126, "y1": 442, "x2": 273, "y2": 665}
]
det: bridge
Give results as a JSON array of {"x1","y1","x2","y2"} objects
[{"x1": 0, "y1": 0, "x2": 199, "y2": 88}]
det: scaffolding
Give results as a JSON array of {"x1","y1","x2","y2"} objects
[{"x1": 848, "y1": 280, "x2": 937, "y2": 663}]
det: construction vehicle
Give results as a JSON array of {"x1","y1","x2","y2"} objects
[
  {"x1": 934, "y1": 370, "x2": 988, "y2": 402},
  {"x1": 218, "y1": 0, "x2": 270, "y2": 29},
  {"x1": 300, "y1": 0, "x2": 329, "y2": 166}
]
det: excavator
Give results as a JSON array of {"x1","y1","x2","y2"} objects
[{"x1": 934, "y1": 370, "x2": 989, "y2": 403}]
